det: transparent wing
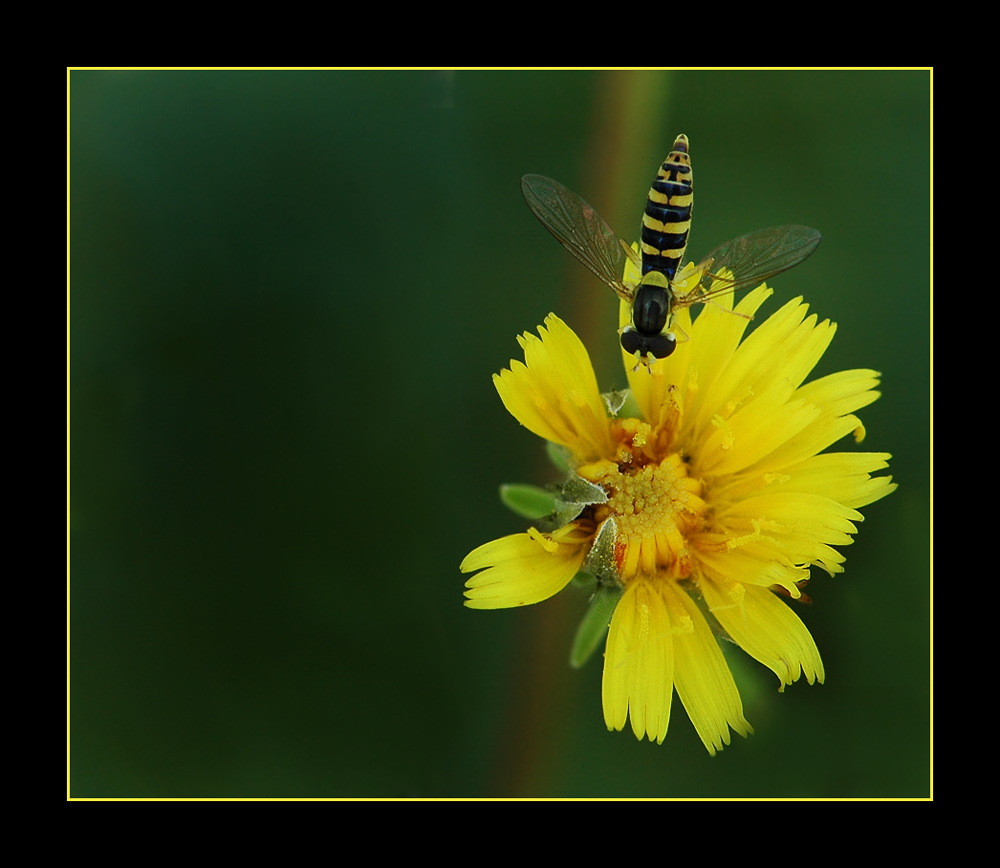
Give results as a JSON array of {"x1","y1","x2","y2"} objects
[
  {"x1": 521, "y1": 174, "x2": 633, "y2": 301},
  {"x1": 680, "y1": 225, "x2": 822, "y2": 307}
]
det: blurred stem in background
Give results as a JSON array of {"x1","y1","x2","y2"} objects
[{"x1": 495, "y1": 72, "x2": 674, "y2": 796}]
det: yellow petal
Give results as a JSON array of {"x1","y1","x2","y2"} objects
[
  {"x1": 602, "y1": 578, "x2": 674, "y2": 744},
  {"x1": 462, "y1": 529, "x2": 586, "y2": 609},
  {"x1": 702, "y1": 579, "x2": 825, "y2": 691},
  {"x1": 666, "y1": 581, "x2": 753, "y2": 755},
  {"x1": 494, "y1": 314, "x2": 613, "y2": 461}
]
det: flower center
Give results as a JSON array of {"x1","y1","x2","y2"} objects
[{"x1": 577, "y1": 418, "x2": 707, "y2": 583}]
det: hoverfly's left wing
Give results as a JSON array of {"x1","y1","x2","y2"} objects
[
  {"x1": 692, "y1": 225, "x2": 822, "y2": 303},
  {"x1": 521, "y1": 174, "x2": 632, "y2": 301}
]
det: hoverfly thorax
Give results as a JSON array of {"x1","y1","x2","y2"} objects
[
  {"x1": 621, "y1": 271, "x2": 677, "y2": 363},
  {"x1": 632, "y1": 276, "x2": 673, "y2": 337}
]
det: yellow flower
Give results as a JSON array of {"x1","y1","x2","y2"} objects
[{"x1": 461, "y1": 286, "x2": 896, "y2": 754}]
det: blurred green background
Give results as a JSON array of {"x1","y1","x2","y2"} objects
[{"x1": 70, "y1": 70, "x2": 930, "y2": 798}]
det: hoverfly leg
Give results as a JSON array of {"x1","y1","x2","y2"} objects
[
  {"x1": 705, "y1": 301, "x2": 753, "y2": 321},
  {"x1": 619, "y1": 238, "x2": 642, "y2": 270},
  {"x1": 627, "y1": 351, "x2": 657, "y2": 375}
]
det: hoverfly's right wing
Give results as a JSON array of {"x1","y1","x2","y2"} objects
[{"x1": 521, "y1": 174, "x2": 633, "y2": 302}]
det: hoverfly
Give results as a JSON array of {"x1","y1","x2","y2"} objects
[{"x1": 521, "y1": 134, "x2": 822, "y2": 366}]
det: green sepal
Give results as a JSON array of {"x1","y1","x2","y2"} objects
[
  {"x1": 601, "y1": 388, "x2": 641, "y2": 420},
  {"x1": 615, "y1": 390, "x2": 642, "y2": 420},
  {"x1": 545, "y1": 441, "x2": 572, "y2": 474},
  {"x1": 570, "y1": 583, "x2": 622, "y2": 669},
  {"x1": 499, "y1": 484, "x2": 558, "y2": 520}
]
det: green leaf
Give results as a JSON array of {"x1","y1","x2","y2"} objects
[
  {"x1": 499, "y1": 484, "x2": 557, "y2": 520},
  {"x1": 570, "y1": 583, "x2": 622, "y2": 669}
]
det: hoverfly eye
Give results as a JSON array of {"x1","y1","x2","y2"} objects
[
  {"x1": 649, "y1": 332, "x2": 677, "y2": 359},
  {"x1": 620, "y1": 329, "x2": 642, "y2": 355}
]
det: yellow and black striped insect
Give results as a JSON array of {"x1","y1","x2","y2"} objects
[{"x1": 521, "y1": 134, "x2": 822, "y2": 365}]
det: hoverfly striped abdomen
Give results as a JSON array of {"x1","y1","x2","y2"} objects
[{"x1": 640, "y1": 134, "x2": 693, "y2": 282}]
